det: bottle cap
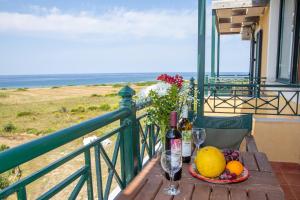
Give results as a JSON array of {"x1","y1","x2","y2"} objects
[{"x1": 170, "y1": 111, "x2": 177, "y2": 127}]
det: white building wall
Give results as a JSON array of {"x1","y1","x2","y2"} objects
[{"x1": 266, "y1": 0, "x2": 281, "y2": 82}]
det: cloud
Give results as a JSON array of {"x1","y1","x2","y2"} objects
[{"x1": 0, "y1": 7, "x2": 197, "y2": 40}]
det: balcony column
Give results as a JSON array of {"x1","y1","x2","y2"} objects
[
  {"x1": 195, "y1": 0, "x2": 206, "y2": 127},
  {"x1": 217, "y1": 33, "x2": 220, "y2": 77},
  {"x1": 211, "y1": 10, "x2": 216, "y2": 78}
]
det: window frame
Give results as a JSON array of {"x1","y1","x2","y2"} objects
[
  {"x1": 276, "y1": 0, "x2": 299, "y2": 84},
  {"x1": 292, "y1": 0, "x2": 300, "y2": 83}
]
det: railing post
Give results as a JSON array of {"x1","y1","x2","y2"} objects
[
  {"x1": 118, "y1": 86, "x2": 139, "y2": 186},
  {"x1": 148, "y1": 124, "x2": 155, "y2": 159},
  {"x1": 205, "y1": 75, "x2": 209, "y2": 96},
  {"x1": 188, "y1": 77, "x2": 195, "y2": 121},
  {"x1": 84, "y1": 149, "x2": 94, "y2": 200}
]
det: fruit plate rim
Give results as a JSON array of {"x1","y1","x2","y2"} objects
[{"x1": 188, "y1": 164, "x2": 250, "y2": 184}]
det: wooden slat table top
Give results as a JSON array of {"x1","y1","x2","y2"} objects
[{"x1": 116, "y1": 152, "x2": 284, "y2": 200}]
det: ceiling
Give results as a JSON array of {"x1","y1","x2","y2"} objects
[{"x1": 212, "y1": 0, "x2": 269, "y2": 40}]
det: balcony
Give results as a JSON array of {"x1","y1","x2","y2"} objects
[
  {"x1": 0, "y1": 0, "x2": 300, "y2": 199},
  {"x1": 0, "y1": 77, "x2": 299, "y2": 199}
]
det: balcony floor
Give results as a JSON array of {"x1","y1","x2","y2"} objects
[{"x1": 271, "y1": 162, "x2": 300, "y2": 200}]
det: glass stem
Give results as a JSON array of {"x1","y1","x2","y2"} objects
[{"x1": 169, "y1": 173, "x2": 174, "y2": 189}]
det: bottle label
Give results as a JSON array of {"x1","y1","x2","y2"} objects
[
  {"x1": 182, "y1": 130, "x2": 192, "y2": 157},
  {"x1": 171, "y1": 139, "x2": 182, "y2": 154},
  {"x1": 171, "y1": 139, "x2": 182, "y2": 166}
]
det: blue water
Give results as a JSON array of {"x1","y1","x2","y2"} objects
[{"x1": 0, "y1": 72, "x2": 248, "y2": 88}]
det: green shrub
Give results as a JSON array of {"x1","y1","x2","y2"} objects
[
  {"x1": 59, "y1": 107, "x2": 68, "y2": 113},
  {"x1": 26, "y1": 128, "x2": 54, "y2": 135},
  {"x1": 39, "y1": 128, "x2": 54, "y2": 135},
  {"x1": 0, "y1": 145, "x2": 21, "y2": 189},
  {"x1": 51, "y1": 86, "x2": 60, "y2": 89},
  {"x1": 91, "y1": 94, "x2": 102, "y2": 97},
  {"x1": 92, "y1": 84, "x2": 107, "y2": 86},
  {"x1": 0, "y1": 93, "x2": 8, "y2": 98},
  {"x1": 0, "y1": 88, "x2": 7, "y2": 90},
  {"x1": 0, "y1": 176, "x2": 10, "y2": 189},
  {"x1": 16, "y1": 88, "x2": 28, "y2": 91},
  {"x1": 0, "y1": 144, "x2": 9, "y2": 152},
  {"x1": 99, "y1": 104, "x2": 111, "y2": 111},
  {"x1": 17, "y1": 111, "x2": 33, "y2": 117},
  {"x1": 87, "y1": 106, "x2": 99, "y2": 111},
  {"x1": 0, "y1": 145, "x2": 10, "y2": 189},
  {"x1": 135, "y1": 81, "x2": 157, "y2": 86},
  {"x1": 112, "y1": 83, "x2": 125, "y2": 88},
  {"x1": 3, "y1": 123, "x2": 16, "y2": 132},
  {"x1": 71, "y1": 106, "x2": 85, "y2": 113},
  {"x1": 112, "y1": 104, "x2": 119, "y2": 110},
  {"x1": 26, "y1": 128, "x2": 39, "y2": 135},
  {"x1": 105, "y1": 93, "x2": 117, "y2": 97}
]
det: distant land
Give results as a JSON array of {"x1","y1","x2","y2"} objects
[{"x1": 0, "y1": 72, "x2": 248, "y2": 88}]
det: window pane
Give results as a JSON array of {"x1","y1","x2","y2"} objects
[{"x1": 278, "y1": 0, "x2": 295, "y2": 80}]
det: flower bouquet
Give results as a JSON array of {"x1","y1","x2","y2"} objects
[{"x1": 137, "y1": 74, "x2": 189, "y2": 143}]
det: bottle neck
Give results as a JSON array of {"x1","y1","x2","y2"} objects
[
  {"x1": 170, "y1": 111, "x2": 177, "y2": 127},
  {"x1": 182, "y1": 105, "x2": 188, "y2": 119}
]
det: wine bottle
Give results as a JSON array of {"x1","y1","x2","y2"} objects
[
  {"x1": 165, "y1": 111, "x2": 182, "y2": 181},
  {"x1": 179, "y1": 105, "x2": 192, "y2": 163}
]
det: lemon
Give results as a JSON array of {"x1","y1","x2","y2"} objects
[{"x1": 195, "y1": 146, "x2": 226, "y2": 178}]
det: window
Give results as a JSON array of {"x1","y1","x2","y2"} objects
[{"x1": 277, "y1": 0, "x2": 297, "y2": 82}]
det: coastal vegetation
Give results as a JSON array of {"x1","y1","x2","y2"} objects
[
  {"x1": 3, "y1": 123, "x2": 16, "y2": 133},
  {"x1": 0, "y1": 81, "x2": 154, "y2": 198},
  {"x1": 15, "y1": 88, "x2": 28, "y2": 91},
  {"x1": 0, "y1": 144, "x2": 21, "y2": 190},
  {"x1": 0, "y1": 83, "x2": 150, "y2": 138},
  {"x1": 0, "y1": 93, "x2": 9, "y2": 98}
]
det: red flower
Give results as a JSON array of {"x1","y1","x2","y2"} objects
[{"x1": 157, "y1": 74, "x2": 183, "y2": 88}]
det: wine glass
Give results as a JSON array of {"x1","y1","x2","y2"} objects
[
  {"x1": 192, "y1": 127, "x2": 206, "y2": 150},
  {"x1": 160, "y1": 150, "x2": 182, "y2": 195}
]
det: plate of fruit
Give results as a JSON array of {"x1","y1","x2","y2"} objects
[{"x1": 189, "y1": 146, "x2": 249, "y2": 184}]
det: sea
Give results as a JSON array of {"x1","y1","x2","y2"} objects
[{"x1": 0, "y1": 72, "x2": 248, "y2": 88}]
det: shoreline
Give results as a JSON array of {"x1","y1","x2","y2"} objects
[
  {"x1": 0, "y1": 72, "x2": 249, "y2": 89},
  {"x1": 0, "y1": 80, "x2": 157, "y2": 90}
]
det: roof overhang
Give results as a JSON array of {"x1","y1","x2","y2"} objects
[{"x1": 212, "y1": 0, "x2": 269, "y2": 40}]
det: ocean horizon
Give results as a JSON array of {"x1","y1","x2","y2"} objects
[{"x1": 0, "y1": 72, "x2": 248, "y2": 88}]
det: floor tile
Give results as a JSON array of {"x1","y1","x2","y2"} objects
[
  {"x1": 290, "y1": 185, "x2": 300, "y2": 199},
  {"x1": 271, "y1": 162, "x2": 283, "y2": 173},
  {"x1": 272, "y1": 162, "x2": 300, "y2": 199},
  {"x1": 282, "y1": 185, "x2": 297, "y2": 200},
  {"x1": 280, "y1": 163, "x2": 300, "y2": 174},
  {"x1": 284, "y1": 173, "x2": 300, "y2": 186},
  {"x1": 275, "y1": 172, "x2": 288, "y2": 185}
]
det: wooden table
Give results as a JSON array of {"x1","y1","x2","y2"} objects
[{"x1": 116, "y1": 152, "x2": 284, "y2": 200}]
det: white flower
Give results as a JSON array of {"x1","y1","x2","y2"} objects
[{"x1": 137, "y1": 82, "x2": 171, "y2": 102}]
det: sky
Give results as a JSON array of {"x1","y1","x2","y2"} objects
[{"x1": 0, "y1": 0, "x2": 250, "y2": 75}]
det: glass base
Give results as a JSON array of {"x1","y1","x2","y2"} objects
[{"x1": 163, "y1": 185, "x2": 180, "y2": 196}]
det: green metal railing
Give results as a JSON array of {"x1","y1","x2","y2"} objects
[
  {"x1": 204, "y1": 83, "x2": 300, "y2": 116},
  {"x1": 192, "y1": 82, "x2": 300, "y2": 116},
  {"x1": 0, "y1": 86, "x2": 160, "y2": 200}
]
